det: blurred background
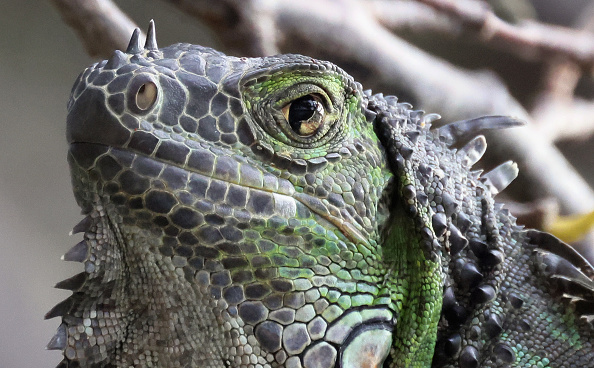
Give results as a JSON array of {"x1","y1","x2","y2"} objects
[{"x1": 2, "y1": 0, "x2": 594, "y2": 366}]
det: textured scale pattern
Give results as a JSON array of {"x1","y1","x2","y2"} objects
[{"x1": 47, "y1": 22, "x2": 594, "y2": 367}]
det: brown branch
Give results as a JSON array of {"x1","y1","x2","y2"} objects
[
  {"x1": 532, "y1": 95, "x2": 594, "y2": 142},
  {"x1": 530, "y1": 2, "x2": 594, "y2": 143},
  {"x1": 416, "y1": 0, "x2": 594, "y2": 71},
  {"x1": 541, "y1": 58, "x2": 582, "y2": 100},
  {"x1": 369, "y1": 0, "x2": 463, "y2": 36},
  {"x1": 501, "y1": 196, "x2": 559, "y2": 231},
  {"x1": 50, "y1": 0, "x2": 141, "y2": 59},
  {"x1": 157, "y1": 0, "x2": 280, "y2": 56}
]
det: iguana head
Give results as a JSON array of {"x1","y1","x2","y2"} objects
[
  {"x1": 51, "y1": 21, "x2": 400, "y2": 367},
  {"x1": 50, "y1": 20, "x2": 594, "y2": 368}
]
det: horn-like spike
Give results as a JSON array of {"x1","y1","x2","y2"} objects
[
  {"x1": 458, "y1": 135, "x2": 487, "y2": 167},
  {"x1": 528, "y1": 230, "x2": 594, "y2": 278},
  {"x1": 70, "y1": 215, "x2": 92, "y2": 235},
  {"x1": 482, "y1": 161, "x2": 519, "y2": 195},
  {"x1": 437, "y1": 116, "x2": 525, "y2": 146},
  {"x1": 61, "y1": 240, "x2": 89, "y2": 262},
  {"x1": 404, "y1": 130, "x2": 420, "y2": 144},
  {"x1": 46, "y1": 323, "x2": 67, "y2": 350},
  {"x1": 449, "y1": 224, "x2": 468, "y2": 255},
  {"x1": 104, "y1": 50, "x2": 127, "y2": 70},
  {"x1": 54, "y1": 272, "x2": 88, "y2": 291},
  {"x1": 144, "y1": 19, "x2": 158, "y2": 50},
  {"x1": 432, "y1": 212, "x2": 447, "y2": 237},
  {"x1": 422, "y1": 113, "x2": 441, "y2": 126},
  {"x1": 537, "y1": 250, "x2": 594, "y2": 287},
  {"x1": 126, "y1": 28, "x2": 142, "y2": 54},
  {"x1": 582, "y1": 314, "x2": 594, "y2": 324},
  {"x1": 460, "y1": 262, "x2": 483, "y2": 288},
  {"x1": 44, "y1": 298, "x2": 73, "y2": 319}
]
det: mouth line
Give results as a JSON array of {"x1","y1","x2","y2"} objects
[
  {"x1": 69, "y1": 140, "x2": 296, "y2": 195},
  {"x1": 69, "y1": 142, "x2": 369, "y2": 245}
]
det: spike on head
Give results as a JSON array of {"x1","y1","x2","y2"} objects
[
  {"x1": 126, "y1": 28, "x2": 142, "y2": 54},
  {"x1": 144, "y1": 19, "x2": 158, "y2": 50},
  {"x1": 104, "y1": 50, "x2": 128, "y2": 70}
]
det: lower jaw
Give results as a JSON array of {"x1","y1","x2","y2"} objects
[{"x1": 65, "y1": 142, "x2": 397, "y2": 368}]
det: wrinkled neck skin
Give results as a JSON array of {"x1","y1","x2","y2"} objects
[
  {"x1": 69, "y1": 153, "x2": 239, "y2": 366},
  {"x1": 370, "y1": 98, "x2": 448, "y2": 367},
  {"x1": 67, "y1": 144, "x2": 399, "y2": 368}
]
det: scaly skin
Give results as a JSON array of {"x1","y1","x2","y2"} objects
[{"x1": 47, "y1": 23, "x2": 594, "y2": 367}]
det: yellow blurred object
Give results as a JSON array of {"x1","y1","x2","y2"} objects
[{"x1": 547, "y1": 209, "x2": 594, "y2": 244}]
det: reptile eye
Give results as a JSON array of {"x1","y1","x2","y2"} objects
[
  {"x1": 135, "y1": 82, "x2": 158, "y2": 111},
  {"x1": 282, "y1": 94, "x2": 325, "y2": 137}
]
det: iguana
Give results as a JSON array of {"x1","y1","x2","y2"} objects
[{"x1": 47, "y1": 21, "x2": 594, "y2": 367}]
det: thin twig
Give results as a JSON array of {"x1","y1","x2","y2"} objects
[{"x1": 416, "y1": 0, "x2": 594, "y2": 71}]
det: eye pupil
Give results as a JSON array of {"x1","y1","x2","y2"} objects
[
  {"x1": 283, "y1": 94, "x2": 324, "y2": 137},
  {"x1": 288, "y1": 96, "x2": 317, "y2": 129}
]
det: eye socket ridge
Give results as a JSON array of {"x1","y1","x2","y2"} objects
[{"x1": 281, "y1": 93, "x2": 326, "y2": 137}]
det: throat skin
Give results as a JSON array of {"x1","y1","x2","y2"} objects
[{"x1": 383, "y1": 203, "x2": 443, "y2": 367}]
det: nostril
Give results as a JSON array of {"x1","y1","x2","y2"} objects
[{"x1": 67, "y1": 88, "x2": 131, "y2": 146}]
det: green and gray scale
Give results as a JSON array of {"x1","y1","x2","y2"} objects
[{"x1": 47, "y1": 21, "x2": 594, "y2": 367}]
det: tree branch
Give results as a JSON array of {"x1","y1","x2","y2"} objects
[
  {"x1": 157, "y1": 0, "x2": 280, "y2": 56},
  {"x1": 416, "y1": 0, "x2": 594, "y2": 71},
  {"x1": 530, "y1": 2, "x2": 594, "y2": 143},
  {"x1": 51, "y1": 0, "x2": 141, "y2": 59},
  {"x1": 532, "y1": 96, "x2": 594, "y2": 142},
  {"x1": 369, "y1": 0, "x2": 463, "y2": 36}
]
